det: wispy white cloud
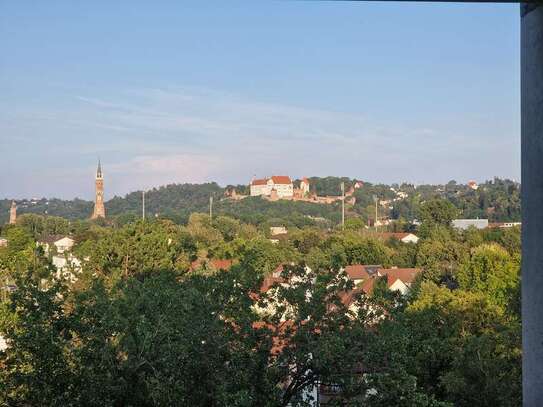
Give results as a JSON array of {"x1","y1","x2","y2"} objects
[{"x1": 0, "y1": 85, "x2": 520, "y2": 199}]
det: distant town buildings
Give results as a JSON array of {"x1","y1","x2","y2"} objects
[
  {"x1": 9, "y1": 201, "x2": 16, "y2": 224},
  {"x1": 91, "y1": 160, "x2": 106, "y2": 219}
]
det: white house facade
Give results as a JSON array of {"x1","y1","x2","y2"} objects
[{"x1": 250, "y1": 176, "x2": 294, "y2": 198}]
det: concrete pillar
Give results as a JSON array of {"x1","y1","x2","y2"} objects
[{"x1": 521, "y1": 3, "x2": 543, "y2": 406}]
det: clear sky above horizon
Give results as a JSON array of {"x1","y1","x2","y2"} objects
[{"x1": 0, "y1": 1, "x2": 520, "y2": 200}]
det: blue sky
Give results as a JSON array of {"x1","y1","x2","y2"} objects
[{"x1": 0, "y1": 1, "x2": 520, "y2": 199}]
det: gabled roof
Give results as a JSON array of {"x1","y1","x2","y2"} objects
[
  {"x1": 270, "y1": 176, "x2": 292, "y2": 185},
  {"x1": 344, "y1": 265, "x2": 371, "y2": 281},
  {"x1": 379, "y1": 268, "x2": 421, "y2": 285},
  {"x1": 344, "y1": 264, "x2": 382, "y2": 281},
  {"x1": 338, "y1": 287, "x2": 365, "y2": 307},
  {"x1": 251, "y1": 178, "x2": 268, "y2": 186},
  {"x1": 360, "y1": 278, "x2": 376, "y2": 295},
  {"x1": 39, "y1": 235, "x2": 73, "y2": 245}
]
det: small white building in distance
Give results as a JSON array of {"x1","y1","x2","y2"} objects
[
  {"x1": 250, "y1": 176, "x2": 293, "y2": 198},
  {"x1": 38, "y1": 236, "x2": 81, "y2": 282},
  {"x1": 39, "y1": 235, "x2": 75, "y2": 254},
  {"x1": 270, "y1": 226, "x2": 288, "y2": 236},
  {"x1": 452, "y1": 219, "x2": 489, "y2": 230},
  {"x1": 376, "y1": 232, "x2": 419, "y2": 244}
]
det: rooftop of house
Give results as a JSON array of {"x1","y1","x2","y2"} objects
[
  {"x1": 344, "y1": 264, "x2": 382, "y2": 281},
  {"x1": 251, "y1": 178, "x2": 268, "y2": 186},
  {"x1": 379, "y1": 268, "x2": 421, "y2": 285},
  {"x1": 38, "y1": 235, "x2": 74, "y2": 245}
]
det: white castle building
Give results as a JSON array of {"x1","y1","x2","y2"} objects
[{"x1": 250, "y1": 176, "x2": 294, "y2": 198}]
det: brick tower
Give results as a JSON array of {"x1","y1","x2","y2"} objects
[
  {"x1": 9, "y1": 201, "x2": 16, "y2": 224},
  {"x1": 91, "y1": 160, "x2": 106, "y2": 219}
]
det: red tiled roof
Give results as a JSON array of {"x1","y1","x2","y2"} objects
[
  {"x1": 344, "y1": 265, "x2": 371, "y2": 281},
  {"x1": 360, "y1": 278, "x2": 376, "y2": 295},
  {"x1": 379, "y1": 268, "x2": 421, "y2": 285},
  {"x1": 338, "y1": 287, "x2": 365, "y2": 307},
  {"x1": 270, "y1": 175, "x2": 292, "y2": 185},
  {"x1": 251, "y1": 178, "x2": 268, "y2": 186}
]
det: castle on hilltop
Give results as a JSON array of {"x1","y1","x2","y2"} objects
[
  {"x1": 248, "y1": 175, "x2": 312, "y2": 202},
  {"x1": 91, "y1": 160, "x2": 106, "y2": 219}
]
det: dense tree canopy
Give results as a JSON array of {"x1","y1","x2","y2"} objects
[{"x1": 0, "y1": 193, "x2": 522, "y2": 406}]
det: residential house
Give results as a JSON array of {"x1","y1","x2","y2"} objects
[
  {"x1": 343, "y1": 264, "x2": 382, "y2": 286},
  {"x1": 38, "y1": 235, "x2": 81, "y2": 282},
  {"x1": 39, "y1": 235, "x2": 75, "y2": 254},
  {"x1": 379, "y1": 268, "x2": 421, "y2": 295}
]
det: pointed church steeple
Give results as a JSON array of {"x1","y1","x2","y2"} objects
[
  {"x1": 96, "y1": 159, "x2": 103, "y2": 179},
  {"x1": 91, "y1": 160, "x2": 106, "y2": 219}
]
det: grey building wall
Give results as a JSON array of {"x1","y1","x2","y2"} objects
[{"x1": 521, "y1": 3, "x2": 543, "y2": 406}]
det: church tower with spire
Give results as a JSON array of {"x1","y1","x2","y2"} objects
[
  {"x1": 9, "y1": 201, "x2": 17, "y2": 224},
  {"x1": 91, "y1": 160, "x2": 106, "y2": 219}
]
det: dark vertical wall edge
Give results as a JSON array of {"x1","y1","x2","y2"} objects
[{"x1": 521, "y1": 3, "x2": 543, "y2": 406}]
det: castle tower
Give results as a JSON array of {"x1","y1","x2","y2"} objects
[
  {"x1": 91, "y1": 160, "x2": 106, "y2": 219},
  {"x1": 9, "y1": 201, "x2": 16, "y2": 224}
]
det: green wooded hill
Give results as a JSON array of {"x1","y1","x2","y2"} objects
[{"x1": 0, "y1": 177, "x2": 520, "y2": 226}]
